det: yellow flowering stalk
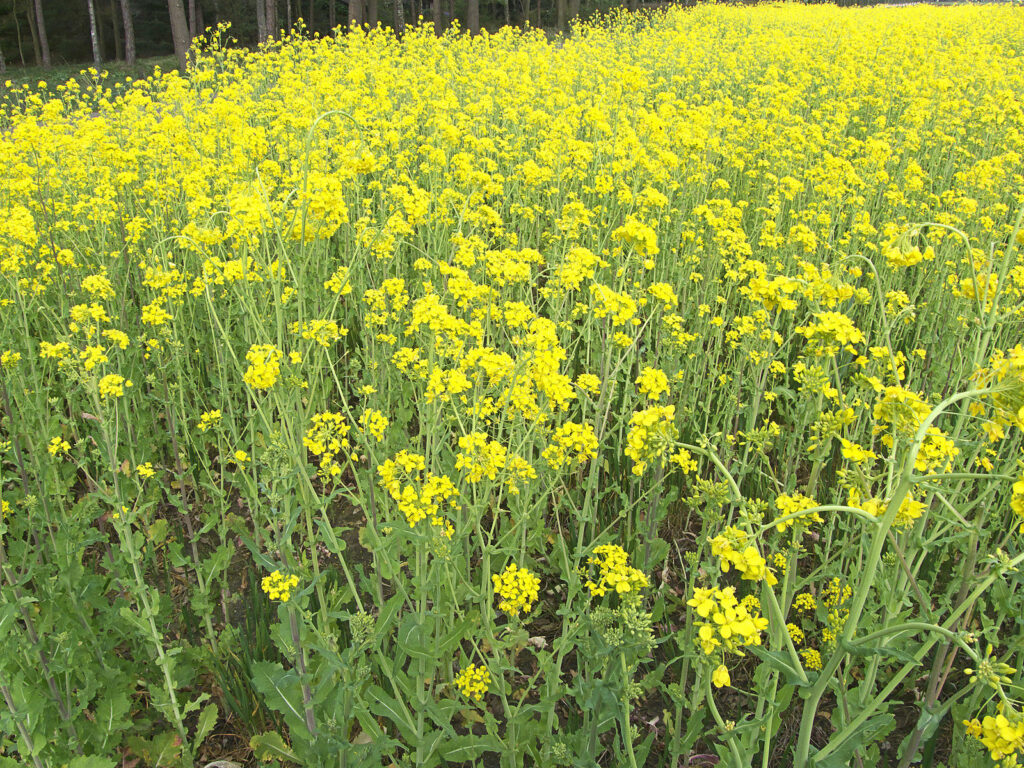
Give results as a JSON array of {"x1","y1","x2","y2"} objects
[
  {"x1": 261, "y1": 570, "x2": 300, "y2": 603},
  {"x1": 492, "y1": 563, "x2": 541, "y2": 618},
  {"x1": 454, "y1": 663, "x2": 490, "y2": 702},
  {"x1": 585, "y1": 544, "x2": 648, "y2": 598}
]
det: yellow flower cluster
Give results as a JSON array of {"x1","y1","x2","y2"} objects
[
  {"x1": 708, "y1": 527, "x2": 777, "y2": 585},
  {"x1": 454, "y1": 663, "x2": 490, "y2": 702},
  {"x1": 541, "y1": 422, "x2": 598, "y2": 471},
  {"x1": 773, "y1": 492, "x2": 822, "y2": 533},
  {"x1": 492, "y1": 563, "x2": 541, "y2": 617},
  {"x1": 585, "y1": 544, "x2": 648, "y2": 598},
  {"x1": 261, "y1": 570, "x2": 300, "y2": 603},
  {"x1": 243, "y1": 344, "x2": 284, "y2": 390},
  {"x1": 304, "y1": 412, "x2": 354, "y2": 480},
  {"x1": 98, "y1": 374, "x2": 132, "y2": 399},
  {"x1": 963, "y1": 705, "x2": 1024, "y2": 764},
  {"x1": 377, "y1": 450, "x2": 458, "y2": 534},
  {"x1": 358, "y1": 409, "x2": 389, "y2": 442},
  {"x1": 197, "y1": 410, "x2": 222, "y2": 432},
  {"x1": 687, "y1": 586, "x2": 768, "y2": 656},
  {"x1": 47, "y1": 437, "x2": 70, "y2": 456},
  {"x1": 635, "y1": 367, "x2": 670, "y2": 401},
  {"x1": 624, "y1": 405, "x2": 677, "y2": 476}
]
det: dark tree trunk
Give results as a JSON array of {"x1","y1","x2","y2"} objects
[
  {"x1": 285, "y1": 0, "x2": 292, "y2": 29},
  {"x1": 188, "y1": 0, "x2": 197, "y2": 37},
  {"x1": 119, "y1": 0, "x2": 136, "y2": 64},
  {"x1": 392, "y1": 0, "x2": 403, "y2": 36},
  {"x1": 256, "y1": 0, "x2": 267, "y2": 41},
  {"x1": 266, "y1": 0, "x2": 278, "y2": 38},
  {"x1": 567, "y1": 0, "x2": 578, "y2": 24},
  {"x1": 167, "y1": 0, "x2": 190, "y2": 70},
  {"x1": 467, "y1": 0, "x2": 479, "y2": 34},
  {"x1": 328, "y1": 0, "x2": 336, "y2": 29},
  {"x1": 110, "y1": 0, "x2": 124, "y2": 61},
  {"x1": 32, "y1": 0, "x2": 50, "y2": 67},
  {"x1": 87, "y1": 0, "x2": 102, "y2": 64},
  {"x1": 366, "y1": 0, "x2": 376, "y2": 27},
  {"x1": 556, "y1": 0, "x2": 565, "y2": 31},
  {"x1": 432, "y1": 0, "x2": 441, "y2": 31},
  {"x1": 26, "y1": 1, "x2": 42, "y2": 66},
  {"x1": 348, "y1": 0, "x2": 363, "y2": 28},
  {"x1": 308, "y1": 0, "x2": 314, "y2": 30},
  {"x1": 11, "y1": 1, "x2": 26, "y2": 67}
]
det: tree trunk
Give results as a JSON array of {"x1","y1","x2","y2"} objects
[
  {"x1": 328, "y1": 0, "x2": 336, "y2": 29},
  {"x1": 521, "y1": 0, "x2": 529, "y2": 27},
  {"x1": 567, "y1": 0, "x2": 578, "y2": 24},
  {"x1": 366, "y1": 0, "x2": 376, "y2": 27},
  {"x1": 25, "y1": 1, "x2": 42, "y2": 66},
  {"x1": 266, "y1": 0, "x2": 278, "y2": 38},
  {"x1": 32, "y1": 0, "x2": 49, "y2": 67},
  {"x1": 188, "y1": 0, "x2": 197, "y2": 37},
  {"x1": 308, "y1": 0, "x2": 314, "y2": 30},
  {"x1": 286, "y1": 0, "x2": 292, "y2": 29},
  {"x1": 119, "y1": 0, "x2": 136, "y2": 64},
  {"x1": 392, "y1": 0, "x2": 404, "y2": 36},
  {"x1": 556, "y1": 0, "x2": 565, "y2": 32},
  {"x1": 167, "y1": 0, "x2": 190, "y2": 71},
  {"x1": 256, "y1": 0, "x2": 267, "y2": 41},
  {"x1": 87, "y1": 0, "x2": 102, "y2": 64},
  {"x1": 432, "y1": 0, "x2": 441, "y2": 31},
  {"x1": 110, "y1": 0, "x2": 124, "y2": 61},
  {"x1": 348, "y1": 0, "x2": 363, "y2": 28},
  {"x1": 467, "y1": 0, "x2": 479, "y2": 34},
  {"x1": 13, "y1": 0, "x2": 28, "y2": 66},
  {"x1": 446, "y1": 0, "x2": 453, "y2": 30}
]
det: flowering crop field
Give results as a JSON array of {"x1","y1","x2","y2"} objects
[{"x1": 2, "y1": 4, "x2": 1024, "y2": 767}]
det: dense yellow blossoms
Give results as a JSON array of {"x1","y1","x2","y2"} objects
[
  {"x1": 492, "y1": 563, "x2": 541, "y2": 617},
  {"x1": 261, "y1": 570, "x2": 300, "y2": 603},
  {"x1": 2, "y1": 6, "x2": 1024, "y2": 763},
  {"x1": 585, "y1": 544, "x2": 648, "y2": 598},
  {"x1": 243, "y1": 344, "x2": 284, "y2": 390},
  {"x1": 454, "y1": 663, "x2": 491, "y2": 702},
  {"x1": 688, "y1": 586, "x2": 768, "y2": 656}
]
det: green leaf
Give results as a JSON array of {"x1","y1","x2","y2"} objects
[
  {"x1": 249, "y1": 731, "x2": 298, "y2": 764},
  {"x1": 840, "y1": 638, "x2": 922, "y2": 667},
  {"x1": 250, "y1": 661, "x2": 311, "y2": 741},
  {"x1": 397, "y1": 613, "x2": 434, "y2": 660},
  {"x1": 366, "y1": 685, "x2": 418, "y2": 743},
  {"x1": 812, "y1": 713, "x2": 896, "y2": 768},
  {"x1": 194, "y1": 702, "x2": 219, "y2": 747},
  {"x1": 68, "y1": 758, "x2": 118, "y2": 768},
  {"x1": 749, "y1": 646, "x2": 814, "y2": 688},
  {"x1": 439, "y1": 733, "x2": 504, "y2": 761}
]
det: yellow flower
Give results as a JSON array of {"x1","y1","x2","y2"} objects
[
  {"x1": 492, "y1": 563, "x2": 541, "y2": 617},
  {"x1": 98, "y1": 374, "x2": 132, "y2": 399},
  {"x1": 47, "y1": 437, "x2": 70, "y2": 456},
  {"x1": 585, "y1": 544, "x2": 648, "y2": 598},
  {"x1": 243, "y1": 344, "x2": 284, "y2": 390},
  {"x1": 261, "y1": 570, "x2": 300, "y2": 603},
  {"x1": 711, "y1": 664, "x2": 731, "y2": 689},
  {"x1": 454, "y1": 663, "x2": 490, "y2": 702},
  {"x1": 197, "y1": 410, "x2": 222, "y2": 432}
]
